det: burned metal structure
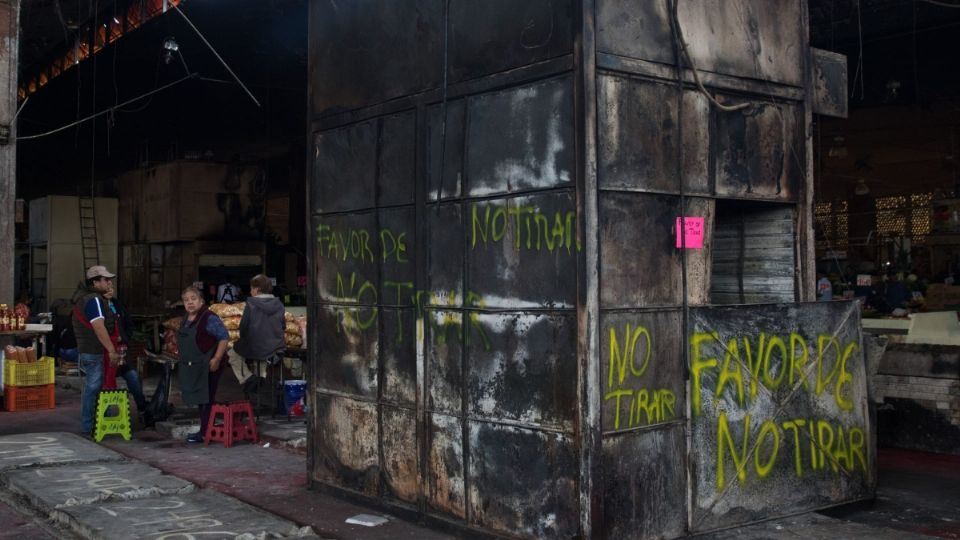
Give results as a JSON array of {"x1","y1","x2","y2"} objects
[{"x1": 307, "y1": 1, "x2": 869, "y2": 538}]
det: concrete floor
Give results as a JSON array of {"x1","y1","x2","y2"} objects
[{"x1": 1, "y1": 375, "x2": 959, "y2": 539}]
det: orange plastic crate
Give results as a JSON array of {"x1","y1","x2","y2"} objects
[{"x1": 3, "y1": 384, "x2": 55, "y2": 411}]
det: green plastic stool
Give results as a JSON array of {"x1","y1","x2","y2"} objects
[{"x1": 94, "y1": 390, "x2": 131, "y2": 442}]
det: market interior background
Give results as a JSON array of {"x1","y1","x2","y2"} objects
[
  {"x1": 809, "y1": 0, "x2": 960, "y2": 286},
  {"x1": 15, "y1": 0, "x2": 307, "y2": 312},
  {"x1": 12, "y1": 0, "x2": 960, "y2": 312}
]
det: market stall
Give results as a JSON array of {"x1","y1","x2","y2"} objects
[{"x1": 161, "y1": 303, "x2": 308, "y2": 417}]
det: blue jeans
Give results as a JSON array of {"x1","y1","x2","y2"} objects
[
  {"x1": 117, "y1": 365, "x2": 147, "y2": 411},
  {"x1": 79, "y1": 353, "x2": 103, "y2": 434}
]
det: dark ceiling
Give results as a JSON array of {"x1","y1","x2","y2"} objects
[
  {"x1": 14, "y1": 0, "x2": 960, "y2": 203},
  {"x1": 15, "y1": 0, "x2": 307, "y2": 200},
  {"x1": 809, "y1": 0, "x2": 960, "y2": 107}
]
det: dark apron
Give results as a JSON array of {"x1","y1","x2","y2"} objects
[{"x1": 176, "y1": 319, "x2": 212, "y2": 406}]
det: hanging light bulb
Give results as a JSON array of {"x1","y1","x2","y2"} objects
[
  {"x1": 162, "y1": 37, "x2": 179, "y2": 65},
  {"x1": 855, "y1": 177, "x2": 870, "y2": 196},
  {"x1": 163, "y1": 37, "x2": 179, "y2": 52}
]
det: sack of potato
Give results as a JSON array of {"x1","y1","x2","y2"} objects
[
  {"x1": 296, "y1": 316, "x2": 307, "y2": 348},
  {"x1": 209, "y1": 302, "x2": 244, "y2": 318},
  {"x1": 283, "y1": 313, "x2": 305, "y2": 349},
  {"x1": 162, "y1": 316, "x2": 182, "y2": 331},
  {"x1": 4, "y1": 345, "x2": 36, "y2": 363},
  {"x1": 163, "y1": 329, "x2": 179, "y2": 357}
]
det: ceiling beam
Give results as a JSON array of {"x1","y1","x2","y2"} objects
[{"x1": 18, "y1": 0, "x2": 185, "y2": 99}]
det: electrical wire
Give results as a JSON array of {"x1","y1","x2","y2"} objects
[
  {"x1": 13, "y1": 96, "x2": 28, "y2": 123},
  {"x1": 667, "y1": 0, "x2": 696, "y2": 527},
  {"x1": 669, "y1": 1, "x2": 750, "y2": 112},
  {"x1": 913, "y1": 0, "x2": 921, "y2": 103},
  {"x1": 17, "y1": 73, "x2": 198, "y2": 141},
  {"x1": 667, "y1": 0, "x2": 690, "y2": 363},
  {"x1": 435, "y1": 0, "x2": 450, "y2": 205},
  {"x1": 172, "y1": 5, "x2": 260, "y2": 107},
  {"x1": 850, "y1": 0, "x2": 865, "y2": 100}
]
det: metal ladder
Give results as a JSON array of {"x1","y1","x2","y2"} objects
[{"x1": 79, "y1": 196, "x2": 99, "y2": 270}]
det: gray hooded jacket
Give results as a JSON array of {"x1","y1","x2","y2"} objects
[{"x1": 234, "y1": 294, "x2": 285, "y2": 359}]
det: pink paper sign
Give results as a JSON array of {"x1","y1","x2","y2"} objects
[{"x1": 675, "y1": 216, "x2": 705, "y2": 249}]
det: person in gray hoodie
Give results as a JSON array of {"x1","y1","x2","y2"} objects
[{"x1": 229, "y1": 274, "x2": 285, "y2": 394}]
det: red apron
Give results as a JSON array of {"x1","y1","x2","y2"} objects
[{"x1": 73, "y1": 305, "x2": 121, "y2": 390}]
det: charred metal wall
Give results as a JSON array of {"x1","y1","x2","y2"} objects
[
  {"x1": 308, "y1": 1, "x2": 580, "y2": 537},
  {"x1": 308, "y1": 1, "x2": 867, "y2": 538}
]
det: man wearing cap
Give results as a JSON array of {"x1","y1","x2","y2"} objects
[{"x1": 72, "y1": 265, "x2": 123, "y2": 437}]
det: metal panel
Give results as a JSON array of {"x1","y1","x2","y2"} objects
[
  {"x1": 713, "y1": 101, "x2": 803, "y2": 201},
  {"x1": 379, "y1": 207, "x2": 417, "y2": 304},
  {"x1": 598, "y1": 76, "x2": 710, "y2": 195},
  {"x1": 382, "y1": 406, "x2": 419, "y2": 504},
  {"x1": 811, "y1": 48, "x2": 848, "y2": 119},
  {"x1": 600, "y1": 311, "x2": 684, "y2": 432},
  {"x1": 379, "y1": 111, "x2": 417, "y2": 207},
  {"x1": 448, "y1": 0, "x2": 574, "y2": 84},
  {"x1": 466, "y1": 77, "x2": 575, "y2": 197},
  {"x1": 466, "y1": 192, "x2": 578, "y2": 309},
  {"x1": 710, "y1": 204, "x2": 796, "y2": 304},
  {"x1": 602, "y1": 427, "x2": 687, "y2": 540},
  {"x1": 426, "y1": 413, "x2": 466, "y2": 518},
  {"x1": 382, "y1": 309, "x2": 416, "y2": 406},
  {"x1": 315, "y1": 306, "x2": 378, "y2": 399},
  {"x1": 596, "y1": 0, "x2": 804, "y2": 87},
  {"x1": 426, "y1": 310, "x2": 463, "y2": 416},
  {"x1": 312, "y1": 121, "x2": 378, "y2": 214},
  {"x1": 28, "y1": 197, "x2": 47, "y2": 245},
  {"x1": 309, "y1": 0, "x2": 442, "y2": 116},
  {"x1": 426, "y1": 101, "x2": 466, "y2": 201},
  {"x1": 687, "y1": 302, "x2": 873, "y2": 532},
  {"x1": 684, "y1": 197, "x2": 716, "y2": 306},
  {"x1": 313, "y1": 212, "x2": 378, "y2": 305},
  {"x1": 467, "y1": 422, "x2": 578, "y2": 538},
  {"x1": 312, "y1": 394, "x2": 380, "y2": 496},
  {"x1": 467, "y1": 313, "x2": 577, "y2": 431},
  {"x1": 599, "y1": 192, "x2": 681, "y2": 309},
  {"x1": 425, "y1": 204, "x2": 463, "y2": 303}
]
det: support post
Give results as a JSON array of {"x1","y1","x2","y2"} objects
[{"x1": 0, "y1": 0, "x2": 19, "y2": 305}]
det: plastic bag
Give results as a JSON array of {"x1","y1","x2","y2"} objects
[{"x1": 144, "y1": 362, "x2": 174, "y2": 425}]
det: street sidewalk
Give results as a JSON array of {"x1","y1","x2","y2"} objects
[
  {"x1": 2, "y1": 378, "x2": 959, "y2": 539},
  {"x1": 0, "y1": 380, "x2": 452, "y2": 539}
]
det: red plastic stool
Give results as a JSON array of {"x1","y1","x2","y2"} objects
[
  {"x1": 229, "y1": 401, "x2": 259, "y2": 444},
  {"x1": 204, "y1": 403, "x2": 234, "y2": 447},
  {"x1": 204, "y1": 401, "x2": 259, "y2": 448}
]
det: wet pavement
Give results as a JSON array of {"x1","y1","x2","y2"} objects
[{"x1": 1, "y1": 375, "x2": 958, "y2": 539}]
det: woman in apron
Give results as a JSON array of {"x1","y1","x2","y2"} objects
[{"x1": 176, "y1": 286, "x2": 230, "y2": 443}]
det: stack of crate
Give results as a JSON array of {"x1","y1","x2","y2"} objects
[{"x1": 3, "y1": 356, "x2": 55, "y2": 411}]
